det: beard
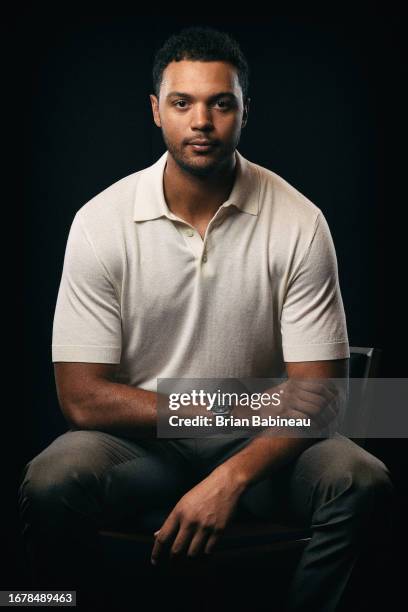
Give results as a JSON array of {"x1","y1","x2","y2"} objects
[{"x1": 161, "y1": 130, "x2": 240, "y2": 178}]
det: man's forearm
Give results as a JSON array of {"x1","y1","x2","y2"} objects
[
  {"x1": 207, "y1": 381, "x2": 317, "y2": 491},
  {"x1": 213, "y1": 374, "x2": 347, "y2": 491},
  {"x1": 68, "y1": 380, "x2": 161, "y2": 437},
  {"x1": 68, "y1": 380, "x2": 209, "y2": 438},
  {"x1": 213, "y1": 433, "x2": 319, "y2": 492}
]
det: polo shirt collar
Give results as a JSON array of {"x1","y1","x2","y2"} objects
[{"x1": 133, "y1": 148, "x2": 260, "y2": 222}]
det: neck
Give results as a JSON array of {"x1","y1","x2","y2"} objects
[{"x1": 163, "y1": 152, "x2": 237, "y2": 224}]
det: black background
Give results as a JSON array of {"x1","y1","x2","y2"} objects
[{"x1": 12, "y1": 7, "x2": 408, "y2": 603}]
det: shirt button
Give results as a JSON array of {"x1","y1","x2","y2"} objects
[
  {"x1": 202, "y1": 254, "x2": 208, "y2": 263},
  {"x1": 185, "y1": 229, "x2": 194, "y2": 237}
]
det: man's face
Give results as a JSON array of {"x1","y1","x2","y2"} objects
[{"x1": 150, "y1": 60, "x2": 250, "y2": 177}]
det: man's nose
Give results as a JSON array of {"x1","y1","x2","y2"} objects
[{"x1": 190, "y1": 103, "x2": 213, "y2": 131}]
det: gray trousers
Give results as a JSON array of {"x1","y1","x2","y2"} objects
[{"x1": 18, "y1": 430, "x2": 394, "y2": 611}]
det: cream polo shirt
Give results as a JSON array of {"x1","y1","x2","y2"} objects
[{"x1": 52, "y1": 149, "x2": 350, "y2": 390}]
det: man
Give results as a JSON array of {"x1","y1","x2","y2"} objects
[{"x1": 19, "y1": 26, "x2": 394, "y2": 611}]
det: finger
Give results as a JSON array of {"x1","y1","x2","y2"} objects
[
  {"x1": 308, "y1": 400, "x2": 339, "y2": 431},
  {"x1": 299, "y1": 388, "x2": 341, "y2": 426},
  {"x1": 314, "y1": 382, "x2": 339, "y2": 406},
  {"x1": 281, "y1": 405, "x2": 337, "y2": 437},
  {"x1": 292, "y1": 399, "x2": 328, "y2": 431},
  {"x1": 281, "y1": 408, "x2": 323, "y2": 434},
  {"x1": 169, "y1": 524, "x2": 196, "y2": 559},
  {"x1": 274, "y1": 384, "x2": 322, "y2": 420},
  {"x1": 151, "y1": 515, "x2": 179, "y2": 565},
  {"x1": 294, "y1": 387, "x2": 338, "y2": 429},
  {"x1": 323, "y1": 397, "x2": 341, "y2": 423},
  {"x1": 204, "y1": 532, "x2": 220, "y2": 555},
  {"x1": 293, "y1": 393, "x2": 327, "y2": 429},
  {"x1": 186, "y1": 527, "x2": 212, "y2": 559},
  {"x1": 291, "y1": 379, "x2": 338, "y2": 402}
]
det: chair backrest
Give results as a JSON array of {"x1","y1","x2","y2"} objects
[
  {"x1": 340, "y1": 346, "x2": 382, "y2": 447},
  {"x1": 349, "y1": 346, "x2": 382, "y2": 378}
]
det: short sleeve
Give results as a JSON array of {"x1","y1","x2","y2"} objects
[
  {"x1": 52, "y1": 212, "x2": 122, "y2": 363},
  {"x1": 281, "y1": 212, "x2": 350, "y2": 362}
]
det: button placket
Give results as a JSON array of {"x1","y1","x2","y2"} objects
[
  {"x1": 174, "y1": 212, "x2": 224, "y2": 264},
  {"x1": 200, "y1": 213, "x2": 225, "y2": 264},
  {"x1": 176, "y1": 223, "x2": 204, "y2": 259}
]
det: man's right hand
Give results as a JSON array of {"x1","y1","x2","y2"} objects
[{"x1": 263, "y1": 378, "x2": 340, "y2": 431}]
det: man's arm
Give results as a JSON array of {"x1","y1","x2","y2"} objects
[
  {"x1": 54, "y1": 362, "x2": 210, "y2": 438},
  {"x1": 54, "y1": 362, "x2": 159, "y2": 437},
  {"x1": 210, "y1": 358, "x2": 349, "y2": 490},
  {"x1": 150, "y1": 358, "x2": 349, "y2": 564}
]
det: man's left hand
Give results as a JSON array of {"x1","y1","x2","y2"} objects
[{"x1": 150, "y1": 464, "x2": 245, "y2": 565}]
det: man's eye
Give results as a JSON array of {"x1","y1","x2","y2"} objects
[{"x1": 173, "y1": 100, "x2": 231, "y2": 109}]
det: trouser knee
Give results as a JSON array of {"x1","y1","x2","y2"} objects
[
  {"x1": 18, "y1": 447, "x2": 103, "y2": 535},
  {"x1": 313, "y1": 454, "x2": 395, "y2": 540}
]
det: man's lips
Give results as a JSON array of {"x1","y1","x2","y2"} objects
[{"x1": 187, "y1": 140, "x2": 218, "y2": 151}]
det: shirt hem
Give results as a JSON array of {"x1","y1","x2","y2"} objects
[
  {"x1": 282, "y1": 341, "x2": 350, "y2": 361},
  {"x1": 52, "y1": 345, "x2": 121, "y2": 363}
]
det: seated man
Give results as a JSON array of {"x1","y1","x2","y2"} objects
[{"x1": 18, "y1": 26, "x2": 394, "y2": 612}]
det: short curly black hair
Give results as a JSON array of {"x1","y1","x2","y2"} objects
[{"x1": 152, "y1": 26, "x2": 250, "y2": 102}]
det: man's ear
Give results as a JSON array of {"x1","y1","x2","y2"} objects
[
  {"x1": 150, "y1": 94, "x2": 162, "y2": 128},
  {"x1": 242, "y1": 97, "x2": 251, "y2": 128}
]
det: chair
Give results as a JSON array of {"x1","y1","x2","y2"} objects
[
  {"x1": 97, "y1": 346, "x2": 381, "y2": 605},
  {"x1": 339, "y1": 346, "x2": 382, "y2": 448}
]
